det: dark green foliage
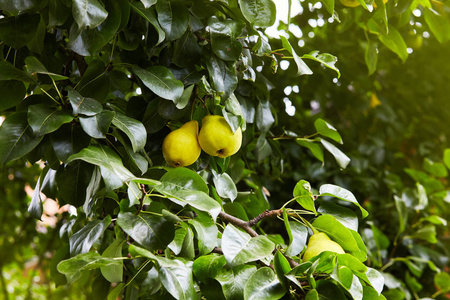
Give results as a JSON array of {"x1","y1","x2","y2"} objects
[{"x1": 0, "y1": 0, "x2": 449, "y2": 299}]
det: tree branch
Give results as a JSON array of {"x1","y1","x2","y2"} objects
[
  {"x1": 218, "y1": 209, "x2": 283, "y2": 237},
  {"x1": 218, "y1": 211, "x2": 258, "y2": 237}
]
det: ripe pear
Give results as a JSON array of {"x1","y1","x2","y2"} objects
[
  {"x1": 302, "y1": 232, "x2": 345, "y2": 261},
  {"x1": 162, "y1": 120, "x2": 201, "y2": 167},
  {"x1": 198, "y1": 115, "x2": 242, "y2": 158}
]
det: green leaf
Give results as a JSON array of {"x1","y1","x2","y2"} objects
[
  {"x1": 293, "y1": 180, "x2": 316, "y2": 213},
  {"x1": 365, "y1": 39, "x2": 378, "y2": 75},
  {"x1": 423, "y1": 158, "x2": 448, "y2": 177},
  {"x1": 394, "y1": 195, "x2": 408, "y2": 235},
  {"x1": 360, "y1": 268, "x2": 384, "y2": 295},
  {"x1": 0, "y1": 112, "x2": 44, "y2": 166},
  {"x1": 337, "y1": 253, "x2": 367, "y2": 275},
  {"x1": 112, "y1": 112, "x2": 147, "y2": 152},
  {"x1": 69, "y1": 216, "x2": 112, "y2": 256},
  {"x1": 140, "y1": 0, "x2": 157, "y2": 8},
  {"x1": 424, "y1": 8, "x2": 450, "y2": 43},
  {"x1": 208, "y1": 16, "x2": 244, "y2": 62},
  {"x1": 280, "y1": 36, "x2": 312, "y2": 76},
  {"x1": 316, "y1": 280, "x2": 347, "y2": 300},
  {"x1": 284, "y1": 215, "x2": 308, "y2": 256},
  {"x1": 28, "y1": 169, "x2": 48, "y2": 220},
  {"x1": 155, "y1": 0, "x2": 189, "y2": 41},
  {"x1": 378, "y1": 25, "x2": 408, "y2": 63},
  {"x1": 27, "y1": 104, "x2": 73, "y2": 136},
  {"x1": 66, "y1": 145, "x2": 135, "y2": 191},
  {"x1": 50, "y1": 123, "x2": 91, "y2": 163},
  {"x1": 302, "y1": 51, "x2": 340, "y2": 78},
  {"x1": 213, "y1": 170, "x2": 238, "y2": 201},
  {"x1": 318, "y1": 202, "x2": 359, "y2": 232},
  {"x1": 444, "y1": 149, "x2": 450, "y2": 169},
  {"x1": 25, "y1": 56, "x2": 68, "y2": 81},
  {"x1": 321, "y1": 0, "x2": 335, "y2": 15},
  {"x1": 347, "y1": 274, "x2": 363, "y2": 300},
  {"x1": 0, "y1": 61, "x2": 36, "y2": 83},
  {"x1": 57, "y1": 252, "x2": 122, "y2": 281},
  {"x1": 193, "y1": 254, "x2": 227, "y2": 283},
  {"x1": 273, "y1": 250, "x2": 291, "y2": 289},
  {"x1": 168, "y1": 222, "x2": 195, "y2": 259},
  {"x1": 222, "y1": 224, "x2": 275, "y2": 267},
  {"x1": 319, "y1": 184, "x2": 368, "y2": 218},
  {"x1": 133, "y1": 66, "x2": 184, "y2": 101},
  {"x1": 107, "y1": 283, "x2": 125, "y2": 300},
  {"x1": 312, "y1": 215, "x2": 360, "y2": 253},
  {"x1": 117, "y1": 212, "x2": 175, "y2": 251},
  {"x1": 239, "y1": 0, "x2": 277, "y2": 27},
  {"x1": 297, "y1": 140, "x2": 324, "y2": 162},
  {"x1": 67, "y1": 88, "x2": 103, "y2": 116},
  {"x1": 256, "y1": 101, "x2": 275, "y2": 133},
  {"x1": 101, "y1": 238, "x2": 125, "y2": 283},
  {"x1": 305, "y1": 289, "x2": 319, "y2": 300},
  {"x1": 175, "y1": 84, "x2": 194, "y2": 109},
  {"x1": 244, "y1": 267, "x2": 286, "y2": 300},
  {"x1": 72, "y1": 0, "x2": 108, "y2": 29},
  {"x1": 80, "y1": 111, "x2": 115, "y2": 139},
  {"x1": 130, "y1": 2, "x2": 165, "y2": 46},
  {"x1": 320, "y1": 139, "x2": 350, "y2": 169},
  {"x1": 215, "y1": 265, "x2": 257, "y2": 300},
  {"x1": 0, "y1": 80, "x2": 26, "y2": 110},
  {"x1": 155, "y1": 168, "x2": 221, "y2": 220},
  {"x1": 206, "y1": 54, "x2": 238, "y2": 101},
  {"x1": 130, "y1": 245, "x2": 196, "y2": 300},
  {"x1": 314, "y1": 118, "x2": 342, "y2": 144},
  {"x1": 434, "y1": 272, "x2": 450, "y2": 293},
  {"x1": 189, "y1": 211, "x2": 219, "y2": 255},
  {"x1": 56, "y1": 162, "x2": 94, "y2": 207},
  {"x1": 0, "y1": 13, "x2": 40, "y2": 48},
  {"x1": 362, "y1": 286, "x2": 386, "y2": 300},
  {"x1": 408, "y1": 224, "x2": 437, "y2": 243}
]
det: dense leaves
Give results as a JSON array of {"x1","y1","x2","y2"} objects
[{"x1": 0, "y1": 0, "x2": 449, "y2": 299}]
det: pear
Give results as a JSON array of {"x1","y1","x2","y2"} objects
[
  {"x1": 162, "y1": 120, "x2": 201, "y2": 167},
  {"x1": 302, "y1": 232, "x2": 345, "y2": 261},
  {"x1": 198, "y1": 115, "x2": 242, "y2": 158}
]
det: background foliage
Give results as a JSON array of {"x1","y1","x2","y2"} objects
[{"x1": 0, "y1": 0, "x2": 449, "y2": 299}]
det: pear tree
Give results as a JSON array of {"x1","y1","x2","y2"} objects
[{"x1": 0, "y1": 0, "x2": 450, "y2": 299}]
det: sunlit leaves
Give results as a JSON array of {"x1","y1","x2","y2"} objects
[
  {"x1": 239, "y1": 0, "x2": 277, "y2": 27},
  {"x1": 319, "y1": 184, "x2": 368, "y2": 218},
  {"x1": 222, "y1": 224, "x2": 275, "y2": 266},
  {"x1": 111, "y1": 112, "x2": 147, "y2": 152},
  {"x1": 66, "y1": 145, "x2": 134, "y2": 191},
  {"x1": 378, "y1": 25, "x2": 408, "y2": 63},
  {"x1": 155, "y1": 168, "x2": 221, "y2": 220},
  {"x1": 424, "y1": 8, "x2": 450, "y2": 44},
  {"x1": 244, "y1": 267, "x2": 286, "y2": 300},
  {"x1": 280, "y1": 36, "x2": 312, "y2": 76},
  {"x1": 133, "y1": 66, "x2": 184, "y2": 102},
  {"x1": 302, "y1": 51, "x2": 340, "y2": 78}
]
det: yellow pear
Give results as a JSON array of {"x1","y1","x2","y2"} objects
[
  {"x1": 162, "y1": 120, "x2": 201, "y2": 167},
  {"x1": 198, "y1": 115, "x2": 242, "y2": 158},
  {"x1": 302, "y1": 232, "x2": 345, "y2": 261}
]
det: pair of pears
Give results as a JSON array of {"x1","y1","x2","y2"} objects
[
  {"x1": 162, "y1": 115, "x2": 242, "y2": 167},
  {"x1": 302, "y1": 232, "x2": 345, "y2": 261}
]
